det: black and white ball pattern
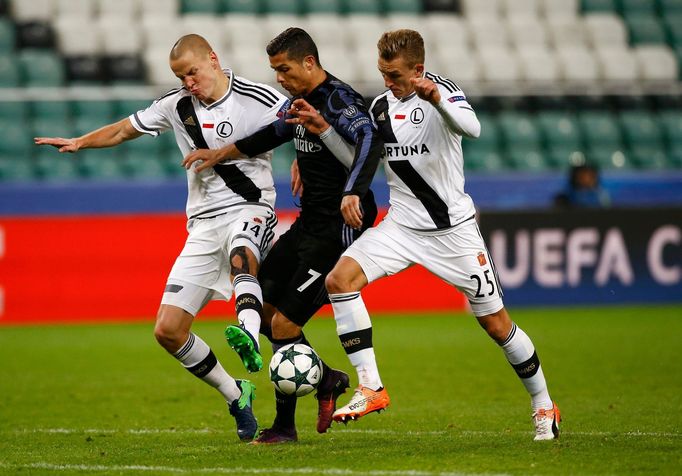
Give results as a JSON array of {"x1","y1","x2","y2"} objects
[{"x1": 269, "y1": 343, "x2": 323, "y2": 396}]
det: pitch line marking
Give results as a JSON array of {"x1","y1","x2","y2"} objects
[
  {"x1": 0, "y1": 462, "x2": 507, "y2": 476},
  {"x1": 13, "y1": 428, "x2": 682, "y2": 438}
]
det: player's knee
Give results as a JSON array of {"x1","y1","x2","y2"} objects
[
  {"x1": 325, "y1": 269, "x2": 350, "y2": 294},
  {"x1": 154, "y1": 310, "x2": 187, "y2": 352},
  {"x1": 477, "y1": 309, "x2": 512, "y2": 343}
]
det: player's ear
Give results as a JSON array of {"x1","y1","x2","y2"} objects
[
  {"x1": 304, "y1": 55, "x2": 316, "y2": 71},
  {"x1": 415, "y1": 63, "x2": 424, "y2": 76}
]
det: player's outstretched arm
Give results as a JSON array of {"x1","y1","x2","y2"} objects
[{"x1": 34, "y1": 118, "x2": 143, "y2": 153}]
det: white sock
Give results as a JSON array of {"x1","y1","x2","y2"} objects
[
  {"x1": 233, "y1": 274, "x2": 263, "y2": 350},
  {"x1": 330, "y1": 292, "x2": 383, "y2": 390},
  {"x1": 174, "y1": 333, "x2": 241, "y2": 403},
  {"x1": 500, "y1": 323, "x2": 553, "y2": 411}
]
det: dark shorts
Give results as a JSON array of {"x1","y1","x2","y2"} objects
[{"x1": 259, "y1": 204, "x2": 376, "y2": 326}]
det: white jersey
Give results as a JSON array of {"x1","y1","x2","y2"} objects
[
  {"x1": 130, "y1": 69, "x2": 287, "y2": 219},
  {"x1": 370, "y1": 72, "x2": 480, "y2": 231}
]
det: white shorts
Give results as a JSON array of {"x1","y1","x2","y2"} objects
[
  {"x1": 161, "y1": 205, "x2": 277, "y2": 316},
  {"x1": 343, "y1": 214, "x2": 504, "y2": 317}
]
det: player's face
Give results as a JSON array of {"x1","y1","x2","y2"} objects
[
  {"x1": 378, "y1": 55, "x2": 423, "y2": 99},
  {"x1": 171, "y1": 51, "x2": 220, "y2": 103},
  {"x1": 269, "y1": 52, "x2": 314, "y2": 96}
]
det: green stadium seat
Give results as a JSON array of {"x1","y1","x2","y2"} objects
[
  {"x1": 629, "y1": 146, "x2": 668, "y2": 169},
  {"x1": 78, "y1": 150, "x2": 125, "y2": 180},
  {"x1": 31, "y1": 118, "x2": 75, "y2": 140},
  {"x1": 474, "y1": 114, "x2": 501, "y2": 150},
  {"x1": 121, "y1": 133, "x2": 164, "y2": 158},
  {"x1": 383, "y1": 0, "x2": 422, "y2": 13},
  {"x1": 586, "y1": 146, "x2": 634, "y2": 169},
  {"x1": 72, "y1": 100, "x2": 116, "y2": 121},
  {"x1": 122, "y1": 155, "x2": 169, "y2": 179},
  {"x1": 497, "y1": 112, "x2": 541, "y2": 149},
  {"x1": 578, "y1": 111, "x2": 623, "y2": 149},
  {"x1": 74, "y1": 116, "x2": 112, "y2": 137},
  {"x1": 0, "y1": 120, "x2": 34, "y2": 156},
  {"x1": 345, "y1": 0, "x2": 382, "y2": 14},
  {"x1": 272, "y1": 140, "x2": 295, "y2": 177},
  {"x1": 658, "y1": 0, "x2": 682, "y2": 14},
  {"x1": 158, "y1": 131, "x2": 178, "y2": 153},
  {"x1": 664, "y1": 14, "x2": 682, "y2": 47},
  {"x1": 115, "y1": 99, "x2": 152, "y2": 118},
  {"x1": 160, "y1": 154, "x2": 186, "y2": 177},
  {"x1": 619, "y1": 111, "x2": 663, "y2": 148},
  {"x1": 181, "y1": 0, "x2": 220, "y2": 13},
  {"x1": 0, "y1": 18, "x2": 15, "y2": 54},
  {"x1": 619, "y1": 0, "x2": 657, "y2": 15},
  {"x1": 675, "y1": 46, "x2": 682, "y2": 78},
  {"x1": 220, "y1": 0, "x2": 262, "y2": 13},
  {"x1": 667, "y1": 145, "x2": 682, "y2": 167},
  {"x1": 658, "y1": 111, "x2": 682, "y2": 148},
  {"x1": 34, "y1": 153, "x2": 80, "y2": 181},
  {"x1": 30, "y1": 100, "x2": 71, "y2": 120},
  {"x1": 262, "y1": 0, "x2": 300, "y2": 13},
  {"x1": 0, "y1": 100, "x2": 29, "y2": 121},
  {"x1": 581, "y1": 0, "x2": 617, "y2": 13},
  {"x1": 0, "y1": 156, "x2": 36, "y2": 182},
  {"x1": 507, "y1": 147, "x2": 550, "y2": 171},
  {"x1": 537, "y1": 113, "x2": 583, "y2": 150},
  {"x1": 301, "y1": 0, "x2": 342, "y2": 13},
  {"x1": 0, "y1": 54, "x2": 20, "y2": 87},
  {"x1": 625, "y1": 15, "x2": 668, "y2": 45},
  {"x1": 464, "y1": 148, "x2": 507, "y2": 172},
  {"x1": 18, "y1": 50, "x2": 65, "y2": 87},
  {"x1": 546, "y1": 146, "x2": 586, "y2": 170}
]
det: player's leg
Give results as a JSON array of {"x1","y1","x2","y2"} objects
[
  {"x1": 224, "y1": 208, "x2": 277, "y2": 372},
  {"x1": 154, "y1": 297, "x2": 257, "y2": 441},
  {"x1": 327, "y1": 220, "x2": 412, "y2": 422},
  {"x1": 476, "y1": 308, "x2": 560, "y2": 440}
]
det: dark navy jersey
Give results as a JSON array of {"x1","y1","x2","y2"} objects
[{"x1": 236, "y1": 72, "x2": 383, "y2": 218}]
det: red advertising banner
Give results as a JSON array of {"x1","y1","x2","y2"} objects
[{"x1": 0, "y1": 212, "x2": 466, "y2": 324}]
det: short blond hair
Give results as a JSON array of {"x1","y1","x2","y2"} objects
[{"x1": 377, "y1": 29, "x2": 425, "y2": 68}]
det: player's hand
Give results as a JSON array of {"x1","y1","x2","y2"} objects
[
  {"x1": 182, "y1": 148, "x2": 224, "y2": 172},
  {"x1": 286, "y1": 98, "x2": 330, "y2": 136},
  {"x1": 34, "y1": 137, "x2": 80, "y2": 153},
  {"x1": 411, "y1": 77, "x2": 441, "y2": 104},
  {"x1": 340, "y1": 194, "x2": 363, "y2": 230},
  {"x1": 291, "y1": 158, "x2": 303, "y2": 197}
]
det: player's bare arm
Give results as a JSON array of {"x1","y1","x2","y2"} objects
[
  {"x1": 410, "y1": 77, "x2": 441, "y2": 104},
  {"x1": 291, "y1": 158, "x2": 303, "y2": 197},
  {"x1": 182, "y1": 143, "x2": 241, "y2": 171},
  {"x1": 34, "y1": 118, "x2": 142, "y2": 153}
]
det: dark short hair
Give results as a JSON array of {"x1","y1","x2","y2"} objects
[{"x1": 266, "y1": 27, "x2": 320, "y2": 65}]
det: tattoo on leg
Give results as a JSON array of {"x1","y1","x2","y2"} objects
[{"x1": 230, "y1": 247, "x2": 250, "y2": 276}]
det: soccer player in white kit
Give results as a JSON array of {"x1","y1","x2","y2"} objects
[
  {"x1": 34, "y1": 34, "x2": 287, "y2": 441},
  {"x1": 289, "y1": 30, "x2": 561, "y2": 441}
]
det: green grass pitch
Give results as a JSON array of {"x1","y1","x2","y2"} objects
[{"x1": 1, "y1": 305, "x2": 681, "y2": 475}]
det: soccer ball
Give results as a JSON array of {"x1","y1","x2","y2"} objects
[{"x1": 269, "y1": 343, "x2": 323, "y2": 397}]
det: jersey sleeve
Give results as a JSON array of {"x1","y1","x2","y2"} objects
[
  {"x1": 235, "y1": 98, "x2": 293, "y2": 157},
  {"x1": 129, "y1": 90, "x2": 177, "y2": 137},
  {"x1": 328, "y1": 90, "x2": 384, "y2": 198},
  {"x1": 433, "y1": 85, "x2": 481, "y2": 139}
]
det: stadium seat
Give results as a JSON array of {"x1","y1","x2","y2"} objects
[
  {"x1": 18, "y1": 50, "x2": 65, "y2": 87},
  {"x1": 115, "y1": 99, "x2": 153, "y2": 118},
  {"x1": 65, "y1": 56, "x2": 106, "y2": 84},
  {"x1": 629, "y1": 146, "x2": 669, "y2": 169},
  {"x1": 0, "y1": 120, "x2": 33, "y2": 155},
  {"x1": 586, "y1": 146, "x2": 634, "y2": 169},
  {"x1": 0, "y1": 156, "x2": 36, "y2": 182},
  {"x1": 300, "y1": 0, "x2": 342, "y2": 14},
  {"x1": 580, "y1": 0, "x2": 617, "y2": 13},
  {"x1": 383, "y1": 0, "x2": 422, "y2": 14},
  {"x1": 584, "y1": 13, "x2": 629, "y2": 47},
  {"x1": 507, "y1": 147, "x2": 550, "y2": 171},
  {"x1": 143, "y1": 47, "x2": 178, "y2": 86},
  {"x1": 546, "y1": 18, "x2": 589, "y2": 49},
  {"x1": 72, "y1": 100, "x2": 116, "y2": 122},
  {"x1": 221, "y1": 0, "x2": 262, "y2": 13},
  {"x1": 658, "y1": 0, "x2": 682, "y2": 14},
  {"x1": 633, "y1": 45, "x2": 678, "y2": 81},
  {"x1": 618, "y1": 0, "x2": 657, "y2": 15},
  {"x1": 469, "y1": 18, "x2": 510, "y2": 50},
  {"x1": 537, "y1": 113, "x2": 583, "y2": 151},
  {"x1": 518, "y1": 48, "x2": 561, "y2": 82},
  {"x1": 460, "y1": 0, "x2": 502, "y2": 19},
  {"x1": 33, "y1": 152, "x2": 81, "y2": 181},
  {"x1": 139, "y1": 0, "x2": 179, "y2": 18},
  {"x1": 0, "y1": 100, "x2": 29, "y2": 121},
  {"x1": 0, "y1": 18, "x2": 15, "y2": 54},
  {"x1": 344, "y1": 14, "x2": 387, "y2": 48},
  {"x1": 472, "y1": 114, "x2": 500, "y2": 148},
  {"x1": 478, "y1": 48, "x2": 522, "y2": 82},
  {"x1": 272, "y1": 140, "x2": 295, "y2": 177},
  {"x1": 0, "y1": 53, "x2": 20, "y2": 87},
  {"x1": 96, "y1": 0, "x2": 139, "y2": 19},
  {"x1": 122, "y1": 132, "x2": 165, "y2": 159},
  {"x1": 345, "y1": 0, "x2": 383, "y2": 14},
  {"x1": 541, "y1": 0, "x2": 580, "y2": 20},
  {"x1": 546, "y1": 146, "x2": 585, "y2": 170},
  {"x1": 162, "y1": 154, "x2": 187, "y2": 177},
  {"x1": 103, "y1": 55, "x2": 146, "y2": 85},
  {"x1": 74, "y1": 116, "x2": 112, "y2": 137},
  {"x1": 508, "y1": 18, "x2": 549, "y2": 50},
  {"x1": 15, "y1": 21, "x2": 56, "y2": 49},
  {"x1": 304, "y1": 15, "x2": 350, "y2": 48},
  {"x1": 596, "y1": 47, "x2": 639, "y2": 81},
  {"x1": 262, "y1": 0, "x2": 300, "y2": 14},
  {"x1": 663, "y1": 14, "x2": 682, "y2": 47},
  {"x1": 99, "y1": 20, "x2": 143, "y2": 55},
  {"x1": 30, "y1": 100, "x2": 71, "y2": 120},
  {"x1": 180, "y1": 0, "x2": 220, "y2": 13},
  {"x1": 464, "y1": 148, "x2": 507, "y2": 172},
  {"x1": 9, "y1": 0, "x2": 54, "y2": 21},
  {"x1": 422, "y1": 0, "x2": 460, "y2": 13},
  {"x1": 31, "y1": 118, "x2": 76, "y2": 140},
  {"x1": 54, "y1": 18, "x2": 102, "y2": 55},
  {"x1": 501, "y1": 0, "x2": 541, "y2": 20},
  {"x1": 78, "y1": 150, "x2": 125, "y2": 180},
  {"x1": 122, "y1": 155, "x2": 169, "y2": 179},
  {"x1": 578, "y1": 111, "x2": 623, "y2": 149},
  {"x1": 221, "y1": 14, "x2": 268, "y2": 52},
  {"x1": 53, "y1": 0, "x2": 97, "y2": 20},
  {"x1": 497, "y1": 112, "x2": 542, "y2": 148},
  {"x1": 619, "y1": 111, "x2": 663, "y2": 151},
  {"x1": 625, "y1": 15, "x2": 668, "y2": 45},
  {"x1": 658, "y1": 111, "x2": 682, "y2": 150}
]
